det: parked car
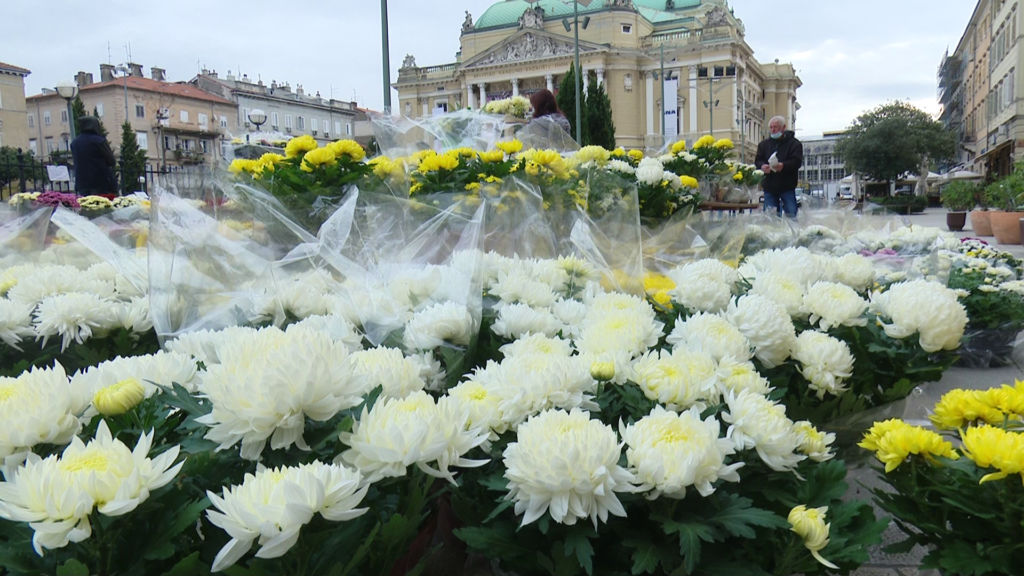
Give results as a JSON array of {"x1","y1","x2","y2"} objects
[{"x1": 895, "y1": 185, "x2": 914, "y2": 196}]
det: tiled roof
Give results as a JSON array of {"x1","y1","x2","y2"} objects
[
  {"x1": 0, "y1": 61, "x2": 31, "y2": 75},
  {"x1": 28, "y1": 75, "x2": 233, "y2": 105},
  {"x1": 474, "y1": 0, "x2": 702, "y2": 30}
]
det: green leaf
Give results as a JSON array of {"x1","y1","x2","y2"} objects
[
  {"x1": 629, "y1": 542, "x2": 660, "y2": 575},
  {"x1": 454, "y1": 526, "x2": 534, "y2": 559},
  {"x1": 936, "y1": 540, "x2": 996, "y2": 576},
  {"x1": 663, "y1": 521, "x2": 714, "y2": 573},
  {"x1": 143, "y1": 541, "x2": 176, "y2": 561},
  {"x1": 331, "y1": 522, "x2": 380, "y2": 576},
  {"x1": 563, "y1": 527, "x2": 595, "y2": 575},
  {"x1": 56, "y1": 559, "x2": 89, "y2": 576},
  {"x1": 160, "y1": 552, "x2": 211, "y2": 576},
  {"x1": 708, "y1": 495, "x2": 788, "y2": 539}
]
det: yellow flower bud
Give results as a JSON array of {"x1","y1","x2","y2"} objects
[
  {"x1": 788, "y1": 505, "x2": 838, "y2": 569},
  {"x1": 93, "y1": 378, "x2": 146, "y2": 416},
  {"x1": 590, "y1": 361, "x2": 616, "y2": 382}
]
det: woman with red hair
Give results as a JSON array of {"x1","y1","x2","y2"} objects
[{"x1": 528, "y1": 89, "x2": 572, "y2": 135}]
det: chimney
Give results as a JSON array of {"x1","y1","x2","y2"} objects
[
  {"x1": 75, "y1": 71, "x2": 93, "y2": 87},
  {"x1": 99, "y1": 63, "x2": 116, "y2": 83},
  {"x1": 210, "y1": 69, "x2": 218, "y2": 78},
  {"x1": 151, "y1": 67, "x2": 166, "y2": 82},
  {"x1": 280, "y1": 82, "x2": 290, "y2": 93},
  {"x1": 296, "y1": 84, "x2": 304, "y2": 96},
  {"x1": 128, "y1": 62, "x2": 143, "y2": 77},
  {"x1": 226, "y1": 70, "x2": 236, "y2": 81}
]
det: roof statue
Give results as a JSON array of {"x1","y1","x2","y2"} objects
[
  {"x1": 401, "y1": 54, "x2": 417, "y2": 69},
  {"x1": 704, "y1": 5, "x2": 729, "y2": 27},
  {"x1": 518, "y1": 6, "x2": 545, "y2": 30},
  {"x1": 607, "y1": 0, "x2": 635, "y2": 8},
  {"x1": 462, "y1": 11, "x2": 474, "y2": 33}
]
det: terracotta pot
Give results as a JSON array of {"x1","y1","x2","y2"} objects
[
  {"x1": 947, "y1": 212, "x2": 967, "y2": 232},
  {"x1": 971, "y1": 210, "x2": 993, "y2": 236},
  {"x1": 990, "y1": 211, "x2": 1023, "y2": 245}
]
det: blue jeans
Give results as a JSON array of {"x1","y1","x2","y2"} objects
[{"x1": 764, "y1": 190, "x2": 798, "y2": 218}]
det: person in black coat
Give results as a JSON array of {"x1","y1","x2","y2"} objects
[
  {"x1": 70, "y1": 116, "x2": 117, "y2": 195},
  {"x1": 754, "y1": 116, "x2": 804, "y2": 217}
]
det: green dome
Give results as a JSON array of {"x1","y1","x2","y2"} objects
[{"x1": 473, "y1": 0, "x2": 702, "y2": 31}]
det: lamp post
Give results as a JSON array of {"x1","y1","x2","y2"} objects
[
  {"x1": 55, "y1": 79, "x2": 78, "y2": 141},
  {"x1": 247, "y1": 109, "x2": 267, "y2": 146},
  {"x1": 381, "y1": 0, "x2": 392, "y2": 114},
  {"x1": 156, "y1": 108, "x2": 169, "y2": 170},
  {"x1": 552, "y1": 0, "x2": 592, "y2": 144},
  {"x1": 115, "y1": 65, "x2": 130, "y2": 122}
]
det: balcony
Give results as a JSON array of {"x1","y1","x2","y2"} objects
[{"x1": 173, "y1": 150, "x2": 206, "y2": 165}]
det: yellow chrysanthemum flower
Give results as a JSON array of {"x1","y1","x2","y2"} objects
[
  {"x1": 788, "y1": 505, "x2": 838, "y2": 569},
  {"x1": 670, "y1": 140, "x2": 688, "y2": 154},
  {"x1": 451, "y1": 147, "x2": 478, "y2": 159},
  {"x1": 327, "y1": 139, "x2": 366, "y2": 162},
  {"x1": 652, "y1": 291, "x2": 673, "y2": 308},
  {"x1": 524, "y1": 161, "x2": 541, "y2": 176},
  {"x1": 300, "y1": 147, "x2": 337, "y2": 172},
  {"x1": 575, "y1": 145, "x2": 611, "y2": 166},
  {"x1": 679, "y1": 175, "x2": 699, "y2": 189},
  {"x1": 530, "y1": 149, "x2": 562, "y2": 166},
  {"x1": 284, "y1": 135, "x2": 318, "y2": 158},
  {"x1": 961, "y1": 425, "x2": 1024, "y2": 484},
  {"x1": 692, "y1": 135, "x2": 716, "y2": 149},
  {"x1": 257, "y1": 153, "x2": 286, "y2": 174},
  {"x1": 368, "y1": 156, "x2": 403, "y2": 179},
  {"x1": 930, "y1": 389, "x2": 1007, "y2": 430},
  {"x1": 981, "y1": 382, "x2": 1024, "y2": 417},
  {"x1": 733, "y1": 173, "x2": 744, "y2": 181},
  {"x1": 479, "y1": 150, "x2": 505, "y2": 163},
  {"x1": 417, "y1": 151, "x2": 461, "y2": 173},
  {"x1": 465, "y1": 182, "x2": 481, "y2": 192},
  {"x1": 868, "y1": 422, "x2": 958, "y2": 472},
  {"x1": 496, "y1": 139, "x2": 523, "y2": 155},
  {"x1": 611, "y1": 147, "x2": 626, "y2": 157},
  {"x1": 627, "y1": 149, "x2": 644, "y2": 162},
  {"x1": 643, "y1": 273, "x2": 677, "y2": 294},
  {"x1": 713, "y1": 138, "x2": 734, "y2": 150},
  {"x1": 228, "y1": 158, "x2": 258, "y2": 174},
  {"x1": 93, "y1": 377, "x2": 146, "y2": 416}
]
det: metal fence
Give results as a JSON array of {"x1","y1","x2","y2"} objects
[{"x1": 1, "y1": 149, "x2": 215, "y2": 201}]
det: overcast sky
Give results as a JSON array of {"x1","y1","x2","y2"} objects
[{"x1": 4, "y1": 0, "x2": 977, "y2": 138}]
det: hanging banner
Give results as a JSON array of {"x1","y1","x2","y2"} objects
[{"x1": 663, "y1": 78, "x2": 679, "y2": 140}]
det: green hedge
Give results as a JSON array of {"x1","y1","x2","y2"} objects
[{"x1": 870, "y1": 195, "x2": 928, "y2": 214}]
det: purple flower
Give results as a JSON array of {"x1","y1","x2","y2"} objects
[
  {"x1": 961, "y1": 237, "x2": 989, "y2": 245},
  {"x1": 34, "y1": 191, "x2": 80, "y2": 209}
]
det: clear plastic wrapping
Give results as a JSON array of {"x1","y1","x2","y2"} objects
[
  {"x1": 371, "y1": 109, "x2": 508, "y2": 159},
  {"x1": 0, "y1": 206, "x2": 51, "y2": 268}
]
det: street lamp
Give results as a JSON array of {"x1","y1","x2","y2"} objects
[
  {"x1": 543, "y1": 0, "x2": 592, "y2": 144},
  {"x1": 246, "y1": 109, "x2": 267, "y2": 144},
  {"x1": 381, "y1": 0, "x2": 392, "y2": 114},
  {"x1": 156, "y1": 108, "x2": 170, "y2": 170},
  {"x1": 55, "y1": 79, "x2": 78, "y2": 140}
]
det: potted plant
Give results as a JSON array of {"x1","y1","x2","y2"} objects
[
  {"x1": 940, "y1": 181, "x2": 977, "y2": 231},
  {"x1": 971, "y1": 180, "x2": 994, "y2": 236},
  {"x1": 984, "y1": 165, "x2": 1024, "y2": 244}
]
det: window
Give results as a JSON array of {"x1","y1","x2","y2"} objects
[
  {"x1": 334, "y1": 121, "x2": 341, "y2": 135},
  {"x1": 180, "y1": 110, "x2": 189, "y2": 123},
  {"x1": 0, "y1": 91, "x2": 3, "y2": 108},
  {"x1": 200, "y1": 140, "x2": 209, "y2": 153},
  {"x1": 621, "y1": 24, "x2": 632, "y2": 34},
  {"x1": 135, "y1": 104, "x2": 145, "y2": 118},
  {"x1": 285, "y1": 114, "x2": 292, "y2": 129},
  {"x1": 27, "y1": 114, "x2": 34, "y2": 128},
  {"x1": 180, "y1": 138, "x2": 191, "y2": 151},
  {"x1": 61, "y1": 109, "x2": 68, "y2": 124},
  {"x1": 272, "y1": 112, "x2": 279, "y2": 127},
  {"x1": 312, "y1": 118, "x2": 318, "y2": 132},
  {"x1": 96, "y1": 103, "x2": 104, "y2": 117},
  {"x1": 346, "y1": 123, "x2": 352, "y2": 135},
  {"x1": 198, "y1": 113, "x2": 208, "y2": 128},
  {"x1": 136, "y1": 131, "x2": 149, "y2": 150},
  {"x1": 242, "y1": 107, "x2": 250, "y2": 125},
  {"x1": 220, "y1": 115, "x2": 228, "y2": 128},
  {"x1": 297, "y1": 116, "x2": 305, "y2": 130},
  {"x1": 29, "y1": 139, "x2": 37, "y2": 155},
  {"x1": 45, "y1": 137, "x2": 54, "y2": 153},
  {"x1": 164, "y1": 135, "x2": 172, "y2": 151}
]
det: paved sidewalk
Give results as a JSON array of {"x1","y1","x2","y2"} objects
[{"x1": 902, "y1": 208, "x2": 1024, "y2": 259}]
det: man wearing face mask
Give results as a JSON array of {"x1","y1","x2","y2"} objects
[{"x1": 755, "y1": 116, "x2": 804, "y2": 218}]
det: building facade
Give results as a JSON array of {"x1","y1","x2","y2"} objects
[
  {"x1": 26, "y1": 63, "x2": 236, "y2": 168},
  {"x1": 942, "y1": 0, "x2": 1022, "y2": 178},
  {"x1": 0, "y1": 61, "x2": 31, "y2": 151},
  {"x1": 797, "y1": 131, "x2": 848, "y2": 197},
  {"x1": 189, "y1": 71, "x2": 369, "y2": 147},
  {"x1": 393, "y1": 0, "x2": 800, "y2": 161}
]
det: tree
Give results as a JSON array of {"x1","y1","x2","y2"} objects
[
  {"x1": 0, "y1": 146, "x2": 46, "y2": 192},
  {"x1": 118, "y1": 120, "x2": 148, "y2": 194},
  {"x1": 835, "y1": 101, "x2": 956, "y2": 192},
  {"x1": 71, "y1": 94, "x2": 87, "y2": 136},
  {"x1": 556, "y1": 64, "x2": 588, "y2": 144},
  {"x1": 585, "y1": 75, "x2": 616, "y2": 150},
  {"x1": 92, "y1": 107, "x2": 109, "y2": 138}
]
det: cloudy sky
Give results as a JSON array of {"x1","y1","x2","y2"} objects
[{"x1": 5, "y1": 0, "x2": 977, "y2": 137}]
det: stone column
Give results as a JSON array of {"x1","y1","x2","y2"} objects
[
  {"x1": 467, "y1": 84, "x2": 475, "y2": 109},
  {"x1": 689, "y1": 66, "x2": 698, "y2": 135},
  {"x1": 646, "y1": 71, "x2": 655, "y2": 135},
  {"x1": 596, "y1": 68, "x2": 605, "y2": 87},
  {"x1": 545, "y1": 74, "x2": 554, "y2": 92},
  {"x1": 582, "y1": 69, "x2": 589, "y2": 96},
  {"x1": 478, "y1": 82, "x2": 487, "y2": 105},
  {"x1": 731, "y1": 73, "x2": 738, "y2": 134},
  {"x1": 511, "y1": 78, "x2": 519, "y2": 98}
]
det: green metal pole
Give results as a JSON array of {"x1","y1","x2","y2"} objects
[
  {"x1": 66, "y1": 100, "x2": 77, "y2": 140},
  {"x1": 381, "y1": 0, "x2": 392, "y2": 114},
  {"x1": 660, "y1": 43, "x2": 665, "y2": 143},
  {"x1": 574, "y1": 1, "x2": 581, "y2": 144},
  {"x1": 708, "y1": 76, "x2": 713, "y2": 137}
]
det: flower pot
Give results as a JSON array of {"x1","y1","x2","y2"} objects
[
  {"x1": 989, "y1": 211, "x2": 1022, "y2": 245},
  {"x1": 970, "y1": 210, "x2": 993, "y2": 236},
  {"x1": 946, "y1": 211, "x2": 967, "y2": 232}
]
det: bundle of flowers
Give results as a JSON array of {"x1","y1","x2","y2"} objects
[
  {"x1": 32, "y1": 191, "x2": 80, "y2": 210},
  {"x1": 482, "y1": 95, "x2": 531, "y2": 118},
  {"x1": 859, "y1": 382, "x2": 1024, "y2": 575},
  {"x1": 78, "y1": 194, "x2": 115, "y2": 217},
  {"x1": 729, "y1": 161, "x2": 765, "y2": 188},
  {"x1": 661, "y1": 136, "x2": 735, "y2": 182},
  {"x1": 943, "y1": 249, "x2": 1024, "y2": 367}
]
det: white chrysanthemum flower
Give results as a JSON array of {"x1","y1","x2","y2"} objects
[
  {"x1": 0, "y1": 363, "x2": 86, "y2": 459},
  {"x1": 791, "y1": 331, "x2": 854, "y2": 400},
  {"x1": 206, "y1": 462, "x2": 368, "y2": 572},
  {"x1": 492, "y1": 303, "x2": 566, "y2": 339},
  {"x1": 667, "y1": 312, "x2": 752, "y2": 362},
  {"x1": 722, "y1": 389, "x2": 805, "y2": 472},
  {"x1": 803, "y1": 282, "x2": 868, "y2": 331},
  {"x1": 0, "y1": 263, "x2": 37, "y2": 296},
  {"x1": 748, "y1": 271, "x2": 807, "y2": 319},
  {"x1": 551, "y1": 297, "x2": 588, "y2": 335},
  {"x1": 0, "y1": 299, "x2": 34, "y2": 349},
  {"x1": 608, "y1": 159, "x2": 635, "y2": 175},
  {"x1": 0, "y1": 420, "x2": 184, "y2": 555},
  {"x1": 164, "y1": 326, "x2": 260, "y2": 365},
  {"x1": 574, "y1": 309, "x2": 664, "y2": 384},
  {"x1": 196, "y1": 327, "x2": 369, "y2": 460},
  {"x1": 741, "y1": 247, "x2": 829, "y2": 287},
  {"x1": 666, "y1": 259, "x2": 739, "y2": 313},
  {"x1": 834, "y1": 254, "x2": 876, "y2": 292},
  {"x1": 663, "y1": 171, "x2": 683, "y2": 190},
  {"x1": 407, "y1": 351, "x2": 446, "y2": 391},
  {"x1": 636, "y1": 158, "x2": 666, "y2": 186},
  {"x1": 499, "y1": 333, "x2": 574, "y2": 358},
  {"x1": 476, "y1": 353, "x2": 598, "y2": 430},
  {"x1": 556, "y1": 255, "x2": 602, "y2": 286},
  {"x1": 339, "y1": 391, "x2": 489, "y2": 483},
  {"x1": 716, "y1": 357, "x2": 772, "y2": 396},
  {"x1": 629, "y1": 349, "x2": 720, "y2": 411},
  {"x1": 70, "y1": 350, "x2": 199, "y2": 417},
  {"x1": 530, "y1": 259, "x2": 572, "y2": 293},
  {"x1": 446, "y1": 380, "x2": 502, "y2": 438},
  {"x1": 350, "y1": 347, "x2": 426, "y2": 399},
  {"x1": 503, "y1": 409, "x2": 635, "y2": 527},
  {"x1": 287, "y1": 314, "x2": 364, "y2": 352},
  {"x1": 402, "y1": 302, "x2": 475, "y2": 350},
  {"x1": 870, "y1": 280, "x2": 968, "y2": 353},
  {"x1": 793, "y1": 421, "x2": 835, "y2": 462},
  {"x1": 6, "y1": 265, "x2": 114, "y2": 306},
  {"x1": 723, "y1": 295, "x2": 796, "y2": 369},
  {"x1": 118, "y1": 296, "x2": 153, "y2": 334},
  {"x1": 34, "y1": 293, "x2": 121, "y2": 351},
  {"x1": 490, "y1": 271, "x2": 558, "y2": 308},
  {"x1": 621, "y1": 405, "x2": 743, "y2": 499}
]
